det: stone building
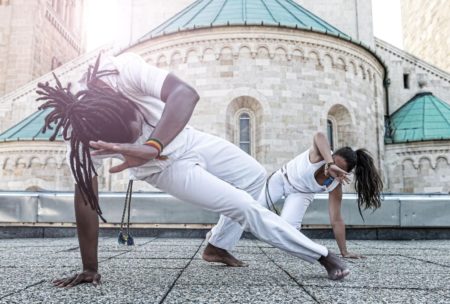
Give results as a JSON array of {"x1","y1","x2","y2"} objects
[
  {"x1": 0, "y1": 0, "x2": 449, "y2": 194},
  {"x1": 0, "y1": 0, "x2": 84, "y2": 96},
  {"x1": 401, "y1": 0, "x2": 450, "y2": 73}
]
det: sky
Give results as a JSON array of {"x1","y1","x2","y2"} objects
[{"x1": 84, "y1": 0, "x2": 404, "y2": 51}]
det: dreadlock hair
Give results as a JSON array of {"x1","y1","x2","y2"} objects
[
  {"x1": 36, "y1": 54, "x2": 150, "y2": 222},
  {"x1": 334, "y1": 147, "x2": 383, "y2": 219}
]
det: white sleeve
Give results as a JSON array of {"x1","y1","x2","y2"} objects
[{"x1": 114, "y1": 52, "x2": 170, "y2": 100}]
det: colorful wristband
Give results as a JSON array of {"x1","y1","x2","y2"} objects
[{"x1": 144, "y1": 138, "x2": 168, "y2": 160}]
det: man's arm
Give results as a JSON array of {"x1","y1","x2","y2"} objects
[
  {"x1": 90, "y1": 74, "x2": 200, "y2": 173},
  {"x1": 151, "y1": 73, "x2": 200, "y2": 148},
  {"x1": 329, "y1": 186, "x2": 364, "y2": 259},
  {"x1": 52, "y1": 177, "x2": 101, "y2": 288}
]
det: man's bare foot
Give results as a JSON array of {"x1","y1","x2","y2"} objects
[
  {"x1": 318, "y1": 251, "x2": 350, "y2": 280},
  {"x1": 202, "y1": 243, "x2": 248, "y2": 267}
]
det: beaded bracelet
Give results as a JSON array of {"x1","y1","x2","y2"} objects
[{"x1": 144, "y1": 138, "x2": 168, "y2": 160}]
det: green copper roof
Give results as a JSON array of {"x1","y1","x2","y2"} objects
[
  {"x1": 0, "y1": 109, "x2": 62, "y2": 142},
  {"x1": 139, "y1": 0, "x2": 350, "y2": 41},
  {"x1": 389, "y1": 92, "x2": 450, "y2": 143}
]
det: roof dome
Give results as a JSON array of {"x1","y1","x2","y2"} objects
[
  {"x1": 389, "y1": 92, "x2": 450, "y2": 143},
  {"x1": 0, "y1": 109, "x2": 61, "y2": 142},
  {"x1": 138, "y1": 0, "x2": 350, "y2": 42}
]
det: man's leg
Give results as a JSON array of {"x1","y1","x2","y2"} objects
[{"x1": 146, "y1": 159, "x2": 349, "y2": 279}]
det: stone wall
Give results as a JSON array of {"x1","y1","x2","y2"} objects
[
  {"x1": 129, "y1": 26, "x2": 386, "y2": 174},
  {"x1": 385, "y1": 141, "x2": 450, "y2": 193},
  {"x1": 0, "y1": 0, "x2": 84, "y2": 96},
  {"x1": 401, "y1": 0, "x2": 450, "y2": 73},
  {"x1": 375, "y1": 38, "x2": 450, "y2": 115}
]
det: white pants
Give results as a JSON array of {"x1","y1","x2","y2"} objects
[
  {"x1": 210, "y1": 168, "x2": 316, "y2": 253},
  {"x1": 146, "y1": 129, "x2": 327, "y2": 263}
]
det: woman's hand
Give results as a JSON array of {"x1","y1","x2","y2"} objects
[
  {"x1": 327, "y1": 164, "x2": 350, "y2": 185},
  {"x1": 52, "y1": 270, "x2": 101, "y2": 288},
  {"x1": 341, "y1": 252, "x2": 366, "y2": 259},
  {"x1": 90, "y1": 141, "x2": 160, "y2": 173}
]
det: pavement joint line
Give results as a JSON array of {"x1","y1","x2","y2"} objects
[
  {"x1": 0, "y1": 279, "x2": 48, "y2": 300},
  {"x1": 98, "y1": 237, "x2": 160, "y2": 263},
  {"x1": 159, "y1": 239, "x2": 205, "y2": 304},
  {"x1": 301, "y1": 283, "x2": 450, "y2": 292},
  {"x1": 398, "y1": 254, "x2": 450, "y2": 269},
  {"x1": 400, "y1": 254, "x2": 450, "y2": 268},
  {"x1": 257, "y1": 244, "x2": 320, "y2": 304}
]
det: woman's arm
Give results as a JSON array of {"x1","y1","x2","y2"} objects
[
  {"x1": 329, "y1": 185, "x2": 365, "y2": 259},
  {"x1": 310, "y1": 132, "x2": 333, "y2": 163}
]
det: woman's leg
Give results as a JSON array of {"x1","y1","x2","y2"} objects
[{"x1": 280, "y1": 193, "x2": 314, "y2": 230}]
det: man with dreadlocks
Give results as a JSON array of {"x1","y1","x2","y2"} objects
[{"x1": 37, "y1": 52, "x2": 350, "y2": 288}]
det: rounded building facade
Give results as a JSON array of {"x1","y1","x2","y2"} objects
[{"x1": 128, "y1": 25, "x2": 386, "y2": 174}]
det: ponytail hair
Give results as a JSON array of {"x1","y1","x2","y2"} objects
[{"x1": 334, "y1": 147, "x2": 383, "y2": 218}]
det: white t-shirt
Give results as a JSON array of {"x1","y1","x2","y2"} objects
[
  {"x1": 285, "y1": 149, "x2": 340, "y2": 193},
  {"x1": 65, "y1": 52, "x2": 190, "y2": 181}
]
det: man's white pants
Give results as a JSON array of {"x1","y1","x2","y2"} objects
[
  {"x1": 146, "y1": 129, "x2": 327, "y2": 263},
  {"x1": 209, "y1": 165, "x2": 316, "y2": 255}
]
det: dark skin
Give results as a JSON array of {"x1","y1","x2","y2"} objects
[{"x1": 52, "y1": 72, "x2": 200, "y2": 288}]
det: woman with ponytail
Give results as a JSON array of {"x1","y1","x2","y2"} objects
[{"x1": 208, "y1": 131, "x2": 383, "y2": 260}]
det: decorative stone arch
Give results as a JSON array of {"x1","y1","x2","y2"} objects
[
  {"x1": 217, "y1": 46, "x2": 233, "y2": 60},
  {"x1": 226, "y1": 95, "x2": 264, "y2": 160},
  {"x1": 323, "y1": 53, "x2": 334, "y2": 70},
  {"x1": 418, "y1": 156, "x2": 434, "y2": 170},
  {"x1": 274, "y1": 46, "x2": 288, "y2": 61},
  {"x1": 28, "y1": 157, "x2": 42, "y2": 169},
  {"x1": 44, "y1": 156, "x2": 58, "y2": 169},
  {"x1": 238, "y1": 44, "x2": 253, "y2": 59},
  {"x1": 2, "y1": 157, "x2": 13, "y2": 171},
  {"x1": 156, "y1": 54, "x2": 168, "y2": 67},
  {"x1": 307, "y1": 50, "x2": 321, "y2": 66},
  {"x1": 256, "y1": 45, "x2": 270, "y2": 59},
  {"x1": 291, "y1": 48, "x2": 305, "y2": 61},
  {"x1": 184, "y1": 48, "x2": 200, "y2": 63},
  {"x1": 16, "y1": 157, "x2": 27, "y2": 169},
  {"x1": 336, "y1": 57, "x2": 346, "y2": 70},
  {"x1": 436, "y1": 156, "x2": 449, "y2": 168},
  {"x1": 201, "y1": 47, "x2": 215, "y2": 62},
  {"x1": 169, "y1": 51, "x2": 183, "y2": 66},
  {"x1": 367, "y1": 68, "x2": 373, "y2": 83},
  {"x1": 327, "y1": 104, "x2": 356, "y2": 148},
  {"x1": 359, "y1": 64, "x2": 366, "y2": 79},
  {"x1": 348, "y1": 60, "x2": 357, "y2": 76}
]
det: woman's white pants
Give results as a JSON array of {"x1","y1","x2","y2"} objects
[{"x1": 146, "y1": 130, "x2": 327, "y2": 263}]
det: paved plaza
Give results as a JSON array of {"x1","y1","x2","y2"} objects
[{"x1": 0, "y1": 237, "x2": 449, "y2": 304}]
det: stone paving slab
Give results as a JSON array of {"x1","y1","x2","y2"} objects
[{"x1": 0, "y1": 237, "x2": 450, "y2": 304}]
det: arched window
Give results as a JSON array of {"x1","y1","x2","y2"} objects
[
  {"x1": 239, "y1": 113, "x2": 251, "y2": 154},
  {"x1": 327, "y1": 119, "x2": 334, "y2": 151}
]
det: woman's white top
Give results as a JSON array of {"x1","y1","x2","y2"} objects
[{"x1": 284, "y1": 149, "x2": 340, "y2": 194}]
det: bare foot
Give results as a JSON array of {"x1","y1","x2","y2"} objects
[
  {"x1": 318, "y1": 251, "x2": 350, "y2": 280},
  {"x1": 202, "y1": 243, "x2": 248, "y2": 267}
]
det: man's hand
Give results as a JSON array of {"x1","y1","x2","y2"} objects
[
  {"x1": 52, "y1": 270, "x2": 101, "y2": 288},
  {"x1": 341, "y1": 251, "x2": 366, "y2": 259},
  {"x1": 90, "y1": 140, "x2": 160, "y2": 173}
]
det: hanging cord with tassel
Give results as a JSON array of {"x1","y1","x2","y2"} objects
[{"x1": 118, "y1": 180, "x2": 134, "y2": 246}]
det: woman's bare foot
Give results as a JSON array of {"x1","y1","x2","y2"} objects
[
  {"x1": 202, "y1": 243, "x2": 248, "y2": 267},
  {"x1": 318, "y1": 251, "x2": 350, "y2": 280}
]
